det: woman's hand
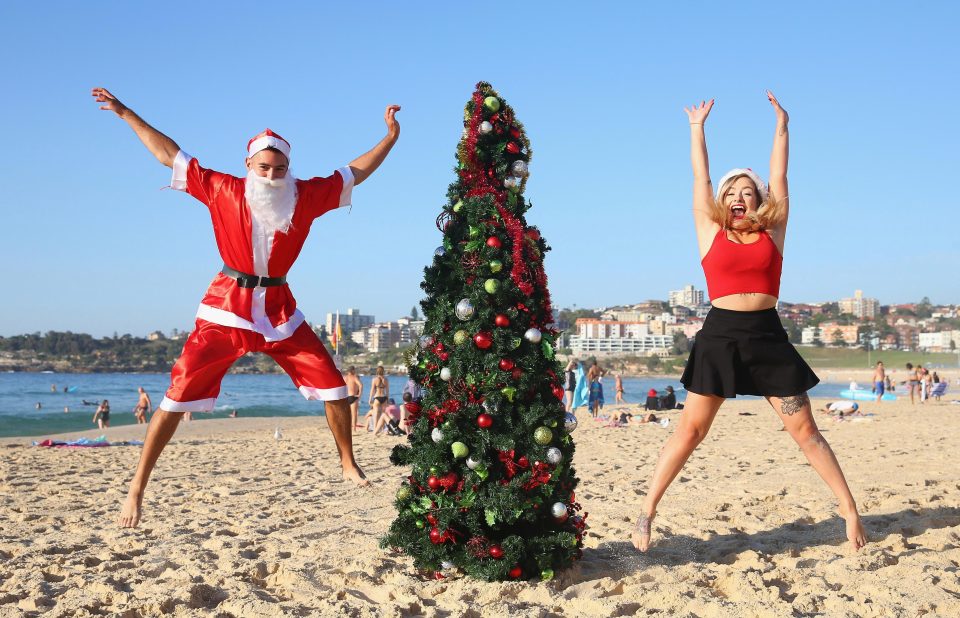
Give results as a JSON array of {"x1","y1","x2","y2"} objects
[
  {"x1": 767, "y1": 90, "x2": 789, "y2": 124},
  {"x1": 684, "y1": 99, "x2": 714, "y2": 125}
]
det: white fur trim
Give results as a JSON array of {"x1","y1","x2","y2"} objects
[
  {"x1": 715, "y1": 168, "x2": 768, "y2": 202},
  {"x1": 337, "y1": 166, "x2": 354, "y2": 208},
  {"x1": 298, "y1": 385, "x2": 349, "y2": 401},
  {"x1": 171, "y1": 150, "x2": 193, "y2": 191},
  {"x1": 195, "y1": 304, "x2": 306, "y2": 343},
  {"x1": 248, "y1": 136, "x2": 291, "y2": 159},
  {"x1": 159, "y1": 396, "x2": 216, "y2": 413}
]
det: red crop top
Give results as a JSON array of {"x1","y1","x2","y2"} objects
[{"x1": 700, "y1": 229, "x2": 783, "y2": 301}]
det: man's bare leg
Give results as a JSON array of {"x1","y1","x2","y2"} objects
[
  {"x1": 325, "y1": 398, "x2": 369, "y2": 486},
  {"x1": 118, "y1": 410, "x2": 183, "y2": 528},
  {"x1": 351, "y1": 400, "x2": 360, "y2": 433},
  {"x1": 767, "y1": 394, "x2": 868, "y2": 551}
]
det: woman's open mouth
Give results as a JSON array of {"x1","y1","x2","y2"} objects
[{"x1": 730, "y1": 205, "x2": 746, "y2": 219}]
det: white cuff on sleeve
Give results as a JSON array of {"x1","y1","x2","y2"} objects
[
  {"x1": 170, "y1": 150, "x2": 193, "y2": 191},
  {"x1": 337, "y1": 166, "x2": 354, "y2": 208}
]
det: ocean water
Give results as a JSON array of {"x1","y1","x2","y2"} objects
[{"x1": 0, "y1": 372, "x2": 870, "y2": 438}]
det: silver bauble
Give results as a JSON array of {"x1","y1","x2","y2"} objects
[
  {"x1": 482, "y1": 400, "x2": 497, "y2": 414},
  {"x1": 551, "y1": 502, "x2": 569, "y2": 521},
  {"x1": 439, "y1": 367, "x2": 452, "y2": 381},
  {"x1": 455, "y1": 298, "x2": 476, "y2": 321},
  {"x1": 419, "y1": 335, "x2": 434, "y2": 348},
  {"x1": 511, "y1": 160, "x2": 529, "y2": 177},
  {"x1": 441, "y1": 561, "x2": 456, "y2": 571},
  {"x1": 435, "y1": 246, "x2": 446, "y2": 258},
  {"x1": 466, "y1": 455, "x2": 481, "y2": 470},
  {"x1": 479, "y1": 121, "x2": 493, "y2": 135},
  {"x1": 564, "y1": 412, "x2": 578, "y2": 433},
  {"x1": 524, "y1": 327, "x2": 542, "y2": 343},
  {"x1": 431, "y1": 427, "x2": 444, "y2": 443},
  {"x1": 546, "y1": 447, "x2": 562, "y2": 465},
  {"x1": 503, "y1": 176, "x2": 518, "y2": 189}
]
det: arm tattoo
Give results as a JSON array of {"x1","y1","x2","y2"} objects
[
  {"x1": 780, "y1": 393, "x2": 809, "y2": 416},
  {"x1": 778, "y1": 124, "x2": 788, "y2": 137}
]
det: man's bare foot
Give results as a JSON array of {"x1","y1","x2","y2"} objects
[
  {"x1": 840, "y1": 506, "x2": 867, "y2": 551},
  {"x1": 118, "y1": 492, "x2": 143, "y2": 528},
  {"x1": 343, "y1": 465, "x2": 370, "y2": 487},
  {"x1": 631, "y1": 510, "x2": 656, "y2": 552}
]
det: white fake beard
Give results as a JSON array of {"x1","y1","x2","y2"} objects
[{"x1": 245, "y1": 169, "x2": 298, "y2": 235}]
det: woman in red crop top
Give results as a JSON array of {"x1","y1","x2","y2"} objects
[{"x1": 632, "y1": 92, "x2": 866, "y2": 553}]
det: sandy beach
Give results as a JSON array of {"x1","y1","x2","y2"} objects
[{"x1": 2, "y1": 393, "x2": 959, "y2": 617}]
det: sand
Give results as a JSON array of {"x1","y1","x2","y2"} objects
[{"x1": 1, "y1": 394, "x2": 959, "y2": 617}]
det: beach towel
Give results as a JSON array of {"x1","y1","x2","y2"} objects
[
  {"x1": 33, "y1": 436, "x2": 144, "y2": 448},
  {"x1": 588, "y1": 380, "x2": 604, "y2": 410},
  {"x1": 571, "y1": 363, "x2": 589, "y2": 410}
]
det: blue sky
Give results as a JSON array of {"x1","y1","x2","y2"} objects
[{"x1": 1, "y1": 2, "x2": 957, "y2": 337}]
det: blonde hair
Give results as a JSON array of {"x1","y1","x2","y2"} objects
[
  {"x1": 710, "y1": 173, "x2": 787, "y2": 231},
  {"x1": 376, "y1": 366, "x2": 385, "y2": 377}
]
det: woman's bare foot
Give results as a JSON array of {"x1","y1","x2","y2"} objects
[
  {"x1": 118, "y1": 492, "x2": 144, "y2": 528},
  {"x1": 631, "y1": 510, "x2": 656, "y2": 552},
  {"x1": 840, "y1": 505, "x2": 867, "y2": 551},
  {"x1": 343, "y1": 465, "x2": 370, "y2": 487}
]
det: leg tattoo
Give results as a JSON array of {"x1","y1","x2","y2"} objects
[{"x1": 780, "y1": 393, "x2": 809, "y2": 416}]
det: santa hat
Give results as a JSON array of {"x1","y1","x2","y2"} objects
[
  {"x1": 715, "y1": 168, "x2": 768, "y2": 203},
  {"x1": 247, "y1": 129, "x2": 291, "y2": 160}
]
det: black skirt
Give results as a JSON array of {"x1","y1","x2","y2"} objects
[{"x1": 680, "y1": 307, "x2": 819, "y2": 398}]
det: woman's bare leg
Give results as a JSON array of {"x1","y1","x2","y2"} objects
[
  {"x1": 632, "y1": 392, "x2": 724, "y2": 551},
  {"x1": 767, "y1": 394, "x2": 867, "y2": 551}
]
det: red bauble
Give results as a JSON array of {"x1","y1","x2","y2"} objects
[
  {"x1": 477, "y1": 413, "x2": 493, "y2": 428},
  {"x1": 551, "y1": 384, "x2": 565, "y2": 401},
  {"x1": 429, "y1": 528, "x2": 443, "y2": 544},
  {"x1": 439, "y1": 352, "x2": 449, "y2": 361},
  {"x1": 510, "y1": 126, "x2": 521, "y2": 139},
  {"x1": 498, "y1": 358, "x2": 515, "y2": 371},
  {"x1": 426, "y1": 514, "x2": 437, "y2": 526},
  {"x1": 486, "y1": 236, "x2": 502, "y2": 249},
  {"x1": 473, "y1": 331, "x2": 493, "y2": 350},
  {"x1": 489, "y1": 545, "x2": 504, "y2": 559},
  {"x1": 518, "y1": 456, "x2": 529, "y2": 468},
  {"x1": 494, "y1": 314, "x2": 510, "y2": 327},
  {"x1": 526, "y1": 227, "x2": 541, "y2": 241},
  {"x1": 427, "y1": 475, "x2": 440, "y2": 491},
  {"x1": 506, "y1": 142, "x2": 520, "y2": 154},
  {"x1": 509, "y1": 565, "x2": 523, "y2": 579},
  {"x1": 445, "y1": 471, "x2": 459, "y2": 486},
  {"x1": 435, "y1": 343, "x2": 445, "y2": 352},
  {"x1": 512, "y1": 368, "x2": 523, "y2": 380},
  {"x1": 490, "y1": 113, "x2": 500, "y2": 123}
]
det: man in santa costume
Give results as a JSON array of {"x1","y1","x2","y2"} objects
[{"x1": 92, "y1": 87, "x2": 400, "y2": 528}]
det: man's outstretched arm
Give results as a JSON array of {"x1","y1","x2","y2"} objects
[
  {"x1": 348, "y1": 104, "x2": 401, "y2": 186},
  {"x1": 92, "y1": 87, "x2": 180, "y2": 168}
]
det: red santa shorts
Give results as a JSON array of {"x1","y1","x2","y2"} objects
[{"x1": 159, "y1": 319, "x2": 348, "y2": 412}]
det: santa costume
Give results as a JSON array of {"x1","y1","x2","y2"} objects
[{"x1": 160, "y1": 129, "x2": 353, "y2": 412}]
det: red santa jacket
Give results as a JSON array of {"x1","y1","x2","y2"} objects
[{"x1": 171, "y1": 151, "x2": 353, "y2": 341}]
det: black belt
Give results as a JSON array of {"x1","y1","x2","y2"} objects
[{"x1": 221, "y1": 265, "x2": 287, "y2": 288}]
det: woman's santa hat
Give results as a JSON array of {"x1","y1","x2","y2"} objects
[{"x1": 247, "y1": 129, "x2": 291, "y2": 160}]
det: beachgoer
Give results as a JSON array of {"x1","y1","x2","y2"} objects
[
  {"x1": 35, "y1": 402, "x2": 42, "y2": 410},
  {"x1": 344, "y1": 366, "x2": 364, "y2": 432},
  {"x1": 823, "y1": 401, "x2": 860, "y2": 417},
  {"x1": 587, "y1": 361, "x2": 604, "y2": 418},
  {"x1": 373, "y1": 398, "x2": 405, "y2": 436},
  {"x1": 884, "y1": 374, "x2": 892, "y2": 392},
  {"x1": 632, "y1": 93, "x2": 866, "y2": 554},
  {"x1": 64, "y1": 407, "x2": 70, "y2": 414},
  {"x1": 228, "y1": 409, "x2": 238, "y2": 418},
  {"x1": 402, "y1": 377, "x2": 423, "y2": 405},
  {"x1": 872, "y1": 361, "x2": 886, "y2": 402},
  {"x1": 906, "y1": 363, "x2": 919, "y2": 404},
  {"x1": 644, "y1": 388, "x2": 660, "y2": 411},
  {"x1": 365, "y1": 366, "x2": 389, "y2": 431},
  {"x1": 92, "y1": 87, "x2": 398, "y2": 527},
  {"x1": 564, "y1": 360, "x2": 577, "y2": 412},
  {"x1": 932, "y1": 371, "x2": 940, "y2": 384},
  {"x1": 659, "y1": 385, "x2": 677, "y2": 410},
  {"x1": 93, "y1": 399, "x2": 111, "y2": 429},
  {"x1": 134, "y1": 387, "x2": 152, "y2": 424},
  {"x1": 921, "y1": 367, "x2": 932, "y2": 403},
  {"x1": 614, "y1": 374, "x2": 626, "y2": 405},
  {"x1": 51, "y1": 384, "x2": 57, "y2": 392}
]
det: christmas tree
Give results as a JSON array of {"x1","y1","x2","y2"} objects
[{"x1": 381, "y1": 82, "x2": 585, "y2": 581}]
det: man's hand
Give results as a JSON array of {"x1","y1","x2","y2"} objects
[
  {"x1": 384, "y1": 104, "x2": 401, "y2": 140},
  {"x1": 92, "y1": 87, "x2": 128, "y2": 118}
]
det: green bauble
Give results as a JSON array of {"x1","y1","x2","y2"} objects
[
  {"x1": 430, "y1": 466, "x2": 440, "y2": 476},
  {"x1": 547, "y1": 419, "x2": 558, "y2": 428},
  {"x1": 489, "y1": 259, "x2": 503, "y2": 273},
  {"x1": 454, "y1": 329, "x2": 470, "y2": 345},
  {"x1": 533, "y1": 426, "x2": 553, "y2": 445},
  {"x1": 484, "y1": 279, "x2": 500, "y2": 294},
  {"x1": 511, "y1": 337, "x2": 522, "y2": 349},
  {"x1": 453, "y1": 200, "x2": 464, "y2": 212},
  {"x1": 451, "y1": 442, "x2": 469, "y2": 459},
  {"x1": 396, "y1": 485, "x2": 413, "y2": 501},
  {"x1": 541, "y1": 568, "x2": 554, "y2": 581},
  {"x1": 483, "y1": 96, "x2": 501, "y2": 112},
  {"x1": 501, "y1": 386, "x2": 517, "y2": 402},
  {"x1": 476, "y1": 468, "x2": 489, "y2": 481},
  {"x1": 416, "y1": 519, "x2": 425, "y2": 529}
]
